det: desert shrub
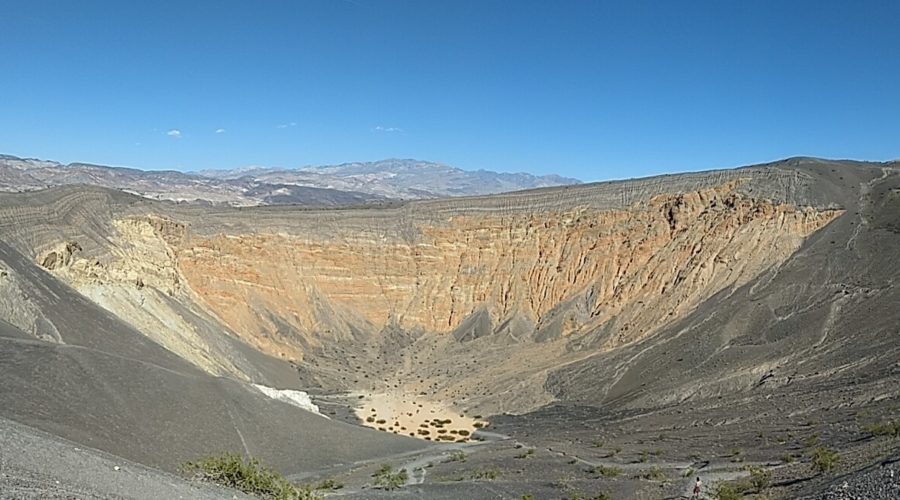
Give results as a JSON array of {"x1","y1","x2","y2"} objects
[
  {"x1": 865, "y1": 420, "x2": 900, "y2": 438},
  {"x1": 803, "y1": 433, "x2": 819, "y2": 447},
  {"x1": 810, "y1": 447, "x2": 839, "y2": 474},
  {"x1": 714, "y1": 482, "x2": 748, "y2": 500},
  {"x1": 447, "y1": 450, "x2": 467, "y2": 462},
  {"x1": 552, "y1": 472, "x2": 576, "y2": 490},
  {"x1": 372, "y1": 464, "x2": 408, "y2": 490},
  {"x1": 516, "y1": 448, "x2": 535, "y2": 459},
  {"x1": 638, "y1": 466, "x2": 666, "y2": 481},
  {"x1": 314, "y1": 478, "x2": 343, "y2": 490},
  {"x1": 470, "y1": 468, "x2": 499, "y2": 480},
  {"x1": 593, "y1": 465, "x2": 622, "y2": 478},
  {"x1": 182, "y1": 453, "x2": 320, "y2": 499},
  {"x1": 747, "y1": 466, "x2": 771, "y2": 491}
]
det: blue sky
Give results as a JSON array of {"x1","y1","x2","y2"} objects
[{"x1": 1, "y1": 1, "x2": 898, "y2": 181}]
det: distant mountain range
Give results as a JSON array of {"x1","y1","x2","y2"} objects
[
  {"x1": 195, "y1": 159, "x2": 581, "y2": 199},
  {"x1": 0, "y1": 154, "x2": 581, "y2": 206}
]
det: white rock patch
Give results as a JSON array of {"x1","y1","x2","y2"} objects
[{"x1": 253, "y1": 384, "x2": 327, "y2": 418}]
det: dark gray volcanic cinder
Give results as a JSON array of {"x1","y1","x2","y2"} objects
[{"x1": 1, "y1": 157, "x2": 898, "y2": 499}]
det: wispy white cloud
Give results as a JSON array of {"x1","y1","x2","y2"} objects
[
  {"x1": 277, "y1": 122, "x2": 297, "y2": 129},
  {"x1": 372, "y1": 126, "x2": 403, "y2": 133},
  {"x1": 166, "y1": 129, "x2": 182, "y2": 139},
  {"x1": 215, "y1": 128, "x2": 226, "y2": 134}
]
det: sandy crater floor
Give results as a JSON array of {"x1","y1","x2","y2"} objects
[{"x1": 353, "y1": 391, "x2": 489, "y2": 442}]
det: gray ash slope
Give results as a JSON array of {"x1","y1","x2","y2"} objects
[
  {"x1": 0, "y1": 417, "x2": 256, "y2": 500},
  {"x1": 816, "y1": 455, "x2": 900, "y2": 500}
]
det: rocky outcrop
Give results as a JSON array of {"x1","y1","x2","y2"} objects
[
  {"x1": 39, "y1": 241, "x2": 82, "y2": 270},
  {"x1": 41, "y1": 216, "x2": 259, "y2": 379}
]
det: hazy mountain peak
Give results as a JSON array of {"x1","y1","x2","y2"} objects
[{"x1": 0, "y1": 154, "x2": 581, "y2": 205}]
